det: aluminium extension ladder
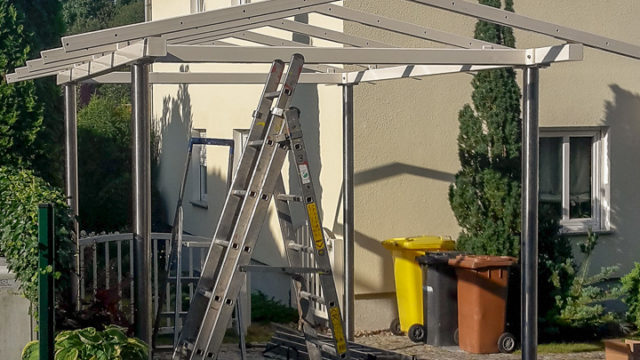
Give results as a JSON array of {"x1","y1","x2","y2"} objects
[{"x1": 172, "y1": 54, "x2": 349, "y2": 360}]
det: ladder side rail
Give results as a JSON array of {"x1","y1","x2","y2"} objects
[
  {"x1": 273, "y1": 177, "x2": 323, "y2": 360},
  {"x1": 175, "y1": 60, "x2": 285, "y2": 355},
  {"x1": 285, "y1": 109, "x2": 349, "y2": 358},
  {"x1": 189, "y1": 54, "x2": 305, "y2": 360},
  {"x1": 191, "y1": 120, "x2": 290, "y2": 359},
  {"x1": 153, "y1": 139, "x2": 195, "y2": 343}
]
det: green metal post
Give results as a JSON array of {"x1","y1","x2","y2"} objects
[{"x1": 38, "y1": 204, "x2": 55, "y2": 360}]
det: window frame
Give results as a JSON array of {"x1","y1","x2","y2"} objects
[
  {"x1": 191, "y1": 128, "x2": 208, "y2": 208},
  {"x1": 539, "y1": 127, "x2": 610, "y2": 233}
]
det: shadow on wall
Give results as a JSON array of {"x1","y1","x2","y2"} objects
[
  {"x1": 155, "y1": 65, "x2": 229, "y2": 235},
  {"x1": 601, "y1": 84, "x2": 640, "y2": 274}
]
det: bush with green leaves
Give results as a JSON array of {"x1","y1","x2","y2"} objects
[
  {"x1": 21, "y1": 325, "x2": 148, "y2": 360},
  {"x1": 251, "y1": 291, "x2": 299, "y2": 324},
  {"x1": 622, "y1": 262, "x2": 640, "y2": 330},
  {"x1": 0, "y1": 166, "x2": 75, "y2": 306},
  {"x1": 545, "y1": 231, "x2": 622, "y2": 338}
]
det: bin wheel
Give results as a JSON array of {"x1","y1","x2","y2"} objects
[
  {"x1": 408, "y1": 324, "x2": 425, "y2": 343},
  {"x1": 498, "y1": 332, "x2": 517, "y2": 353},
  {"x1": 389, "y1": 318, "x2": 403, "y2": 336},
  {"x1": 453, "y1": 328, "x2": 459, "y2": 345}
]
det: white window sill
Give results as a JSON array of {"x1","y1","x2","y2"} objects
[
  {"x1": 559, "y1": 227, "x2": 614, "y2": 236},
  {"x1": 190, "y1": 200, "x2": 208, "y2": 209}
]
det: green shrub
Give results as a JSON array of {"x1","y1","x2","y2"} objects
[
  {"x1": 549, "y1": 231, "x2": 621, "y2": 333},
  {"x1": 622, "y1": 262, "x2": 640, "y2": 330},
  {"x1": 251, "y1": 291, "x2": 298, "y2": 324},
  {"x1": 0, "y1": 166, "x2": 75, "y2": 306},
  {"x1": 21, "y1": 325, "x2": 148, "y2": 360}
]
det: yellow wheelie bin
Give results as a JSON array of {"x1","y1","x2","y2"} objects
[{"x1": 382, "y1": 235, "x2": 456, "y2": 342}]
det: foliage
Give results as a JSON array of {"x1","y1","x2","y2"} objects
[
  {"x1": 12, "y1": 0, "x2": 66, "y2": 187},
  {"x1": 0, "y1": 0, "x2": 44, "y2": 170},
  {"x1": 22, "y1": 325, "x2": 148, "y2": 360},
  {"x1": 0, "y1": 166, "x2": 75, "y2": 307},
  {"x1": 77, "y1": 95, "x2": 132, "y2": 232},
  {"x1": 76, "y1": 93, "x2": 164, "y2": 232},
  {"x1": 448, "y1": 0, "x2": 522, "y2": 257},
  {"x1": 57, "y1": 287, "x2": 132, "y2": 335},
  {"x1": 251, "y1": 291, "x2": 299, "y2": 324},
  {"x1": 621, "y1": 262, "x2": 640, "y2": 330},
  {"x1": 62, "y1": 0, "x2": 143, "y2": 35},
  {"x1": 547, "y1": 231, "x2": 621, "y2": 336}
]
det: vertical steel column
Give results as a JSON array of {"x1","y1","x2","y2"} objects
[
  {"x1": 64, "y1": 84, "x2": 80, "y2": 310},
  {"x1": 132, "y1": 62, "x2": 152, "y2": 352},
  {"x1": 342, "y1": 84, "x2": 355, "y2": 341},
  {"x1": 521, "y1": 67, "x2": 539, "y2": 360}
]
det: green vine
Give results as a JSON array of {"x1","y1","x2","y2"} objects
[{"x1": 0, "y1": 166, "x2": 75, "y2": 308}]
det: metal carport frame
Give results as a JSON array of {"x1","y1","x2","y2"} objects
[{"x1": 5, "y1": 1, "x2": 640, "y2": 359}]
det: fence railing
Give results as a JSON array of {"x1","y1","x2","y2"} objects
[
  {"x1": 78, "y1": 225, "x2": 334, "y2": 338},
  {"x1": 78, "y1": 232, "x2": 209, "y2": 337}
]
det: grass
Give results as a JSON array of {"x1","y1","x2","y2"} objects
[{"x1": 514, "y1": 342, "x2": 604, "y2": 354}]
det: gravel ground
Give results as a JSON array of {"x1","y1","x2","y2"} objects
[
  {"x1": 153, "y1": 333, "x2": 606, "y2": 360},
  {"x1": 354, "y1": 333, "x2": 605, "y2": 360}
]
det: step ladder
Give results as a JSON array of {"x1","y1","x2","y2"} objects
[
  {"x1": 173, "y1": 54, "x2": 349, "y2": 360},
  {"x1": 151, "y1": 137, "x2": 234, "y2": 348}
]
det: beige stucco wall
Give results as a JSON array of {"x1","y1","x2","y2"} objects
[
  {"x1": 151, "y1": 0, "x2": 640, "y2": 331},
  {"x1": 344, "y1": 0, "x2": 640, "y2": 330},
  {"x1": 151, "y1": 0, "x2": 344, "y2": 306}
]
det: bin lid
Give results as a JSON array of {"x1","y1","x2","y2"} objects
[
  {"x1": 381, "y1": 236, "x2": 456, "y2": 251},
  {"x1": 416, "y1": 252, "x2": 461, "y2": 265},
  {"x1": 447, "y1": 255, "x2": 517, "y2": 269}
]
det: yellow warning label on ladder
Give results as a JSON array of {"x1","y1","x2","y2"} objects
[{"x1": 306, "y1": 203, "x2": 324, "y2": 250}]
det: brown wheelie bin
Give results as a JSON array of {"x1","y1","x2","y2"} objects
[{"x1": 448, "y1": 255, "x2": 517, "y2": 354}]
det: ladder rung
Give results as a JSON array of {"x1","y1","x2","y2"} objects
[
  {"x1": 239, "y1": 265, "x2": 328, "y2": 274},
  {"x1": 287, "y1": 241, "x2": 315, "y2": 253},
  {"x1": 231, "y1": 189, "x2": 247, "y2": 197},
  {"x1": 277, "y1": 194, "x2": 303, "y2": 202},
  {"x1": 247, "y1": 140, "x2": 264, "y2": 147},
  {"x1": 264, "y1": 91, "x2": 280, "y2": 99},
  {"x1": 299, "y1": 291, "x2": 325, "y2": 305},
  {"x1": 197, "y1": 288, "x2": 213, "y2": 299},
  {"x1": 214, "y1": 239, "x2": 230, "y2": 247},
  {"x1": 167, "y1": 276, "x2": 199, "y2": 281}
]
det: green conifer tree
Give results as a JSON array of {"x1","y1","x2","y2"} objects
[{"x1": 448, "y1": 0, "x2": 522, "y2": 257}]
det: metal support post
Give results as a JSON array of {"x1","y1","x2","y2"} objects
[
  {"x1": 38, "y1": 204, "x2": 55, "y2": 360},
  {"x1": 132, "y1": 62, "x2": 152, "y2": 353},
  {"x1": 521, "y1": 66, "x2": 539, "y2": 360},
  {"x1": 342, "y1": 84, "x2": 355, "y2": 341},
  {"x1": 64, "y1": 83, "x2": 80, "y2": 310}
]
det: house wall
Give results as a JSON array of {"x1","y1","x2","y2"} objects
[
  {"x1": 151, "y1": 0, "x2": 344, "y2": 308},
  {"x1": 151, "y1": 0, "x2": 640, "y2": 331},
  {"x1": 344, "y1": 0, "x2": 640, "y2": 330}
]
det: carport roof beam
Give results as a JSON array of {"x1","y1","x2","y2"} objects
[
  {"x1": 412, "y1": 0, "x2": 640, "y2": 59},
  {"x1": 61, "y1": 0, "x2": 335, "y2": 51},
  {"x1": 157, "y1": 43, "x2": 581, "y2": 66}
]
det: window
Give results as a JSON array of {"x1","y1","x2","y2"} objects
[
  {"x1": 192, "y1": 129, "x2": 208, "y2": 207},
  {"x1": 539, "y1": 128, "x2": 609, "y2": 233}
]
